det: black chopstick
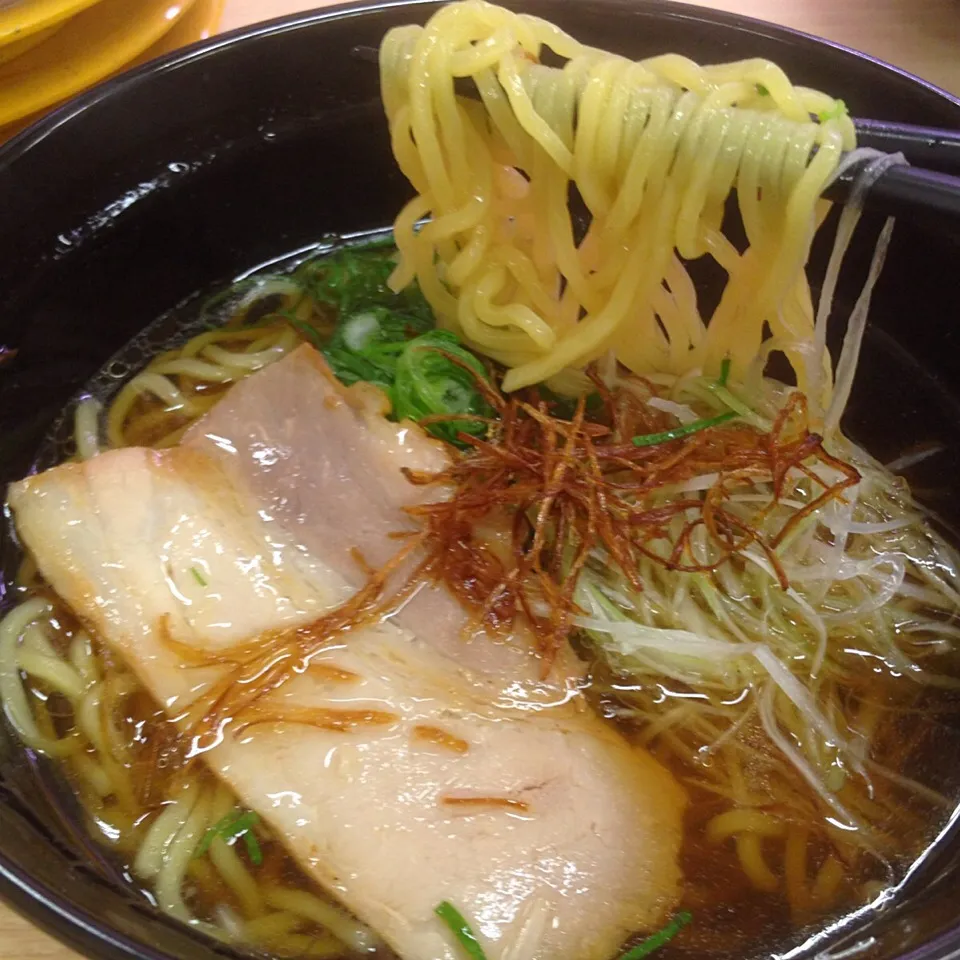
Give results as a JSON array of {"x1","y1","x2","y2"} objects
[
  {"x1": 352, "y1": 44, "x2": 960, "y2": 228},
  {"x1": 852, "y1": 119, "x2": 960, "y2": 175},
  {"x1": 828, "y1": 163, "x2": 960, "y2": 224}
]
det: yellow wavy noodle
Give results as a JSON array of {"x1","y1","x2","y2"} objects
[{"x1": 379, "y1": 0, "x2": 855, "y2": 396}]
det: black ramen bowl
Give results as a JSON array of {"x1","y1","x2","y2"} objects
[{"x1": 2, "y1": 2, "x2": 960, "y2": 959}]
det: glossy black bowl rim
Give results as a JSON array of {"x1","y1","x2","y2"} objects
[{"x1": 2, "y1": 2, "x2": 960, "y2": 959}]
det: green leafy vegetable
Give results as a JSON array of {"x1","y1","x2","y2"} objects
[
  {"x1": 190, "y1": 567, "x2": 208, "y2": 588},
  {"x1": 295, "y1": 244, "x2": 433, "y2": 326},
  {"x1": 435, "y1": 901, "x2": 489, "y2": 960},
  {"x1": 321, "y1": 304, "x2": 491, "y2": 445},
  {"x1": 298, "y1": 246, "x2": 394, "y2": 313},
  {"x1": 283, "y1": 312, "x2": 325, "y2": 351},
  {"x1": 241, "y1": 821, "x2": 263, "y2": 866},
  {"x1": 392, "y1": 330, "x2": 492, "y2": 444},
  {"x1": 632, "y1": 411, "x2": 737, "y2": 447},
  {"x1": 817, "y1": 98, "x2": 848, "y2": 123},
  {"x1": 323, "y1": 306, "x2": 432, "y2": 391},
  {"x1": 756, "y1": 83, "x2": 770, "y2": 96},
  {"x1": 615, "y1": 911, "x2": 692, "y2": 960},
  {"x1": 195, "y1": 810, "x2": 262, "y2": 866},
  {"x1": 717, "y1": 357, "x2": 731, "y2": 388}
]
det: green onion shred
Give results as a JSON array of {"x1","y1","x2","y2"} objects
[
  {"x1": 717, "y1": 357, "x2": 731, "y2": 388},
  {"x1": 391, "y1": 330, "x2": 492, "y2": 445},
  {"x1": 190, "y1": 567, "x2": 208, "y2": 588},
  {"x1": 632, "y1": 411, "x2": 737, "y2": 447},
  {"x1": 435, "y1": 901, "x2": 489, "y2": 960},
  {"x1": 616, "y1": 911, "x2": 692, "y2": 960},
  {"x1": 323, "y1": 314, "x2": 491, "y2": 446},
  {"x1": 195, "y1": 809, "x2": 262, "y2": 866},
  {"x1": 297, "y1": 244, "x2": 426, "y2": 320},
  {"x1": 817, "y1": 98, "x2": 848, "y2": 123},
  {"x1": 322, "y1": 305, "x2": 429, "y2": 392}
]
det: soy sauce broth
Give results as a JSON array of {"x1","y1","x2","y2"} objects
[{"x1": 6, "y1": 232, "x2": 960, "y2": 960}]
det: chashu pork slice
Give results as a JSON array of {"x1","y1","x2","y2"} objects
[{"x1": 9, "y1": 360, "x2": 686, "y2": 960}]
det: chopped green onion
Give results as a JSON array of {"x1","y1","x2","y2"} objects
[
  {"x1": 190, "y1": 567, "x2": 208, "y2": 588},
  {"x1": 756, "y1": 83, "x2": 770, "y2": 96},
  {"x1": 392, "y1": 330, "x2": 492, "y2": 445},
  {"x1": 435, "y1": 902, "x2": 488, "y2": 960},
  {"x1": 322, "y1": 305, "x2": 434, "y2": 392},
  {"x1": 322, "y1": 316, "x2": 491, "y2": 445},
  {"x1": 283, "y1": 312, "x2": 325, "y2": 351},
  {"x1": 697, "y1": 379, "x2": 770, "y2": 431},
  {"x1": 242, "y1": 822, "x2": 264, "y2": 866},
  {"x1": 717, "y1": 357, "x2": 731, "y2": 388},
  {"x1": 616, "y1": 911, "x2": 692, "y2": 960},
  {"x1": 195, "y1": 810, "x2": 261, "y2": 864},
  {"x1": 632, "y1": 411, "x2": 737, "y2": 447},
  {"x1": 195, "y1": 812, "x2": 234, "y2": 858},
  {"x1": 295, "y1": 244, "x2": 433, "y2": 324},
  {"x1": 817, "y1": 98, "x2": 848, "y2": 123}
]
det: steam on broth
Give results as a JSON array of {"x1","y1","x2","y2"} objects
[{"x1": 3, "y1": 3, "x2": 960, "y2": 960}]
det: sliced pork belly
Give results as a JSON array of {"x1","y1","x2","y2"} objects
[
  {"x1": 182, "y1": 343, "x2": 555, "y2": 684},
  {"x1": 9, "y1": 356, "x2": 686, "y2": 960}
]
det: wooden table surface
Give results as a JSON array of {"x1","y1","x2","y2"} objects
[{"x1": 2, "y1": 0, "x2": 960, "y2": 958}]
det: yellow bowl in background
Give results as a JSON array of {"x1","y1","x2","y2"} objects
[
  {"x1": 0, "y1": 19, "x2": 61, "y2": 65},
  {"x1": 0, "y1": 0, "x2": 197, "y2": 127},
  {"x1": 0, "y1": 0, "x2": 223, "y2": 142},
  {"x1": 133, "y1": 0, "x2": 224, "y2": 63},
  {"x1": 0, "y1": 0, "x2": 103, "y2": 47}
]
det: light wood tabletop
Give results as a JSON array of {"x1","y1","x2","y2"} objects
[
  {"x1": 2, "y1": 1, "x2": 960, "y2": 958},
  {"x1": 217, "y1": 0, "x2": 960, "y2": 95}
]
